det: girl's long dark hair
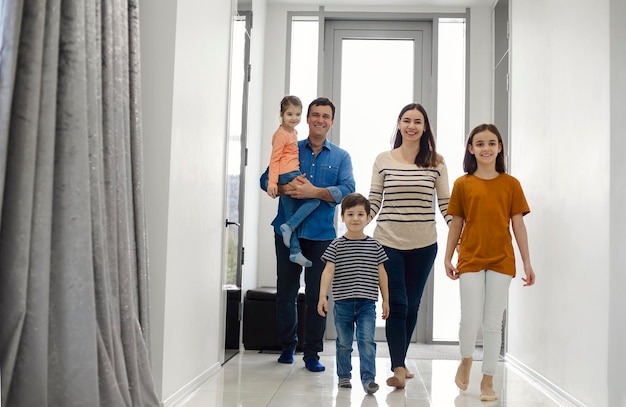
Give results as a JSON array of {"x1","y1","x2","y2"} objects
[
  {"x1": 393, "y1": 103, "x2": 438, "y2": 167},
  {"x1": 463, "y1": 123, "x2": 506, "y2": 174}
]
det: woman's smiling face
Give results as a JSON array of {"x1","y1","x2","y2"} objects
[{"x1": 397, "y1": 108, "x2": 425, "y2": 143}]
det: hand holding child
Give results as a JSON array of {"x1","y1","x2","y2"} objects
[
  {"x1": 267, "y1": 184, "x2": 278, "y2": 199},
  {"x1": 285, "y1": 174, "x2": 319, "y2": 200}
]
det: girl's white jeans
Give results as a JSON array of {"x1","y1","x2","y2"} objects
[{"x1": 459, "y1": 269, "x2": 512, "y2": 375}]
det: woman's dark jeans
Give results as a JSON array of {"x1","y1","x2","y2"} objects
[{"x1": 384, "y1": 243, "x2": 437, "y2": 370}]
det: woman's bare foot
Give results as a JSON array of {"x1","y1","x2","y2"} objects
[
  {"x1": 454, "y1": 357, "x2": 472, "y2": 391},
  {"x1": 386, "y1": 367, "x2": 406, "y2": 389},
  {"x1": 480, "y1": 374, "x2": 498, "y2": 401},
  {"x1": 405, "y1": 367, "x2": 415, "y2": 379}
]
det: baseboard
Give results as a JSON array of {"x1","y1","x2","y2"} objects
[
  {"x1": 504, "y1": 353, "x2": 587, "y2": 407},
  {"x1": 161, "y1": 362, "x2": 222, "y2": 407}
]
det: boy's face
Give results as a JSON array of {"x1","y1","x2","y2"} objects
[{"x1": 341, "y1": 204, "x2": 370, "y2": 233}]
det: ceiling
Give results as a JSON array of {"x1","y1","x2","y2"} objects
[{"x1": 265, "y1": 0, "x2": 494, "y2": 7}]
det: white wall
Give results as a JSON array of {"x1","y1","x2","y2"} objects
[
  {"x1": 139, "y1": 0, "x2": 232, "y2": 403},
  {"x1": 256, "y1": 2, "x2": 296, "y2": 288},
  {"x1": 508, "y1": 1, "x2": 614, "y2": 405},
  {"x1": 137, "y1": 0, "x2": 176, "y2": 398},
  {"x1": 256, "y1": 4, "x2": 494, "y2": 289},
  {"x1": 608, "y1": 1, "x2": 626, "y2": 405}
]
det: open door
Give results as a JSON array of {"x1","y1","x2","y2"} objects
[{"x1": 223, "y1": 9, "x2": 251, "y2": 363}]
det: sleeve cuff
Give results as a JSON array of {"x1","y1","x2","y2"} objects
[{"x1": 327, "y1": 186, "x2": 342, "y2": 204}]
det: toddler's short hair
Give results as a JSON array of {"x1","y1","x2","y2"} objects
[{"x1": 341, "y1": 193, "x2": 370, "y2": 215}]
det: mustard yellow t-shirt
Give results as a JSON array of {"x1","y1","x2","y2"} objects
[{"x1": 447, "y1": 173, "x2": 530, "y2": 277}]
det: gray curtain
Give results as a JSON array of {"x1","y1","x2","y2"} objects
[{"x1": 0, "y1": 0, "x2": 158, "y2": 405}]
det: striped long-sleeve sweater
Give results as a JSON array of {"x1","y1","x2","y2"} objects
[{"x1": 368, "y1": 150, "x2": 452, "y2": 250}]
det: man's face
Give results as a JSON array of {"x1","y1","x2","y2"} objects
[{"x1": 306, "y1": 105, "x2": 334, "y2": 139}]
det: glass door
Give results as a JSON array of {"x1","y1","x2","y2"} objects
[{"x1": 322, "y1": 20, "x2": 433, "y2": 341}]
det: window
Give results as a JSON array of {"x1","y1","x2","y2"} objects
[
  {"x1": 288, "y1": 16, "x2": 319, "y2": 137},
  {"x1": 433, "y1": 18, "x2": 466, "y2": 341}
]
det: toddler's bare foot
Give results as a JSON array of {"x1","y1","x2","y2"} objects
[
  {"x1": 454, "y1": 357, "x2": 472, "y2": 391},
  {"x1": 405, "y1": 368, "x2": 415, "y2": 379},
  {"x1": 480, "y1": 374, "x2": 498, "y2": 401},
  {"x1": 386, "y1": 367, "x2": 406, "y2": 389}
]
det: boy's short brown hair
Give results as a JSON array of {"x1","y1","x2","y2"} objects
[{"x1": 340, "y1": 193, "x2": 370, "y2": 215}]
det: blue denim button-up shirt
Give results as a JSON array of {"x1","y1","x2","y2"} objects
[{"x1": 260, "y1": 138, "x2": 355, "y2": 241}]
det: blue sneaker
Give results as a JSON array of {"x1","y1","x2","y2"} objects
[
  {"x1": 277, "y1": 349, "x2": 294, "y2": 364},
  {"x1": 304, "y1": 358, "x2": 325, "y2": 372}
]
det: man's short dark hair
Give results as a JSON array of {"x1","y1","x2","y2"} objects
[{"x1": 307, "y1": 97, "x2": 336, "y2": 119}]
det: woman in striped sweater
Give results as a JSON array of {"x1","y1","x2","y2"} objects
[{"x1": 368, "y1": 103, "x2": 452, "y2": 389}]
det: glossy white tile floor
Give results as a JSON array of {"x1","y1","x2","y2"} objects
[{"x1": 181, "y1": 345, "x2": 565, "y2": 407}]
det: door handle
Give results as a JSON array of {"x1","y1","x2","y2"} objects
[{"x1": 225, "y1": 219, "x2": 240, "y2": 227}]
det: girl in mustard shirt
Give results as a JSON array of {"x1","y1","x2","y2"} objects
[{"x1": 444, "y1": 123, "x2": 536, "y2": 402}]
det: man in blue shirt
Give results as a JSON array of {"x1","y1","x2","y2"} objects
[{"x1": 260, "y1": 97, "x2": 355, "y2": 372}]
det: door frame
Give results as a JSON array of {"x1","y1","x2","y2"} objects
[
  {"x1": 493, "y1": 0, "x2": 510, "y2": 356},
  {"x1": 232, "y1": 10, "x2": 252, "y2": 289},
  {"x1": 223, "y1": 10, "x2": 252, "y2": 362}
]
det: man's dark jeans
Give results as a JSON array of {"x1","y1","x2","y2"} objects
[{"x1": 274, "y1": 233, "x2": 331, "y2": 361}]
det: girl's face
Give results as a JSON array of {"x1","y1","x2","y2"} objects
[
  {"x1": 397, "y1": 108, "x2": 426, "y2": 144},
  {"x1": 468, "y1": 130, "x2": 502, "y2": 167},
  {"x1": 281, "y1": 105, "x2": 302, "y2": 132}
]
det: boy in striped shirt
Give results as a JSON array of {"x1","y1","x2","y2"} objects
[{"x1": 317, "y1": 193, "x2": 389, "y2": 394}]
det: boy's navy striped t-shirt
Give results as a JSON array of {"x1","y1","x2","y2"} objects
[{"x1": 321, "y1": 235, "x2": 388, "y2": 302}]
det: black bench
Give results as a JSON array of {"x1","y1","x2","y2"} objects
[{"x1": 243, "y1": 286, "x2": 306, "y2": 351}]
